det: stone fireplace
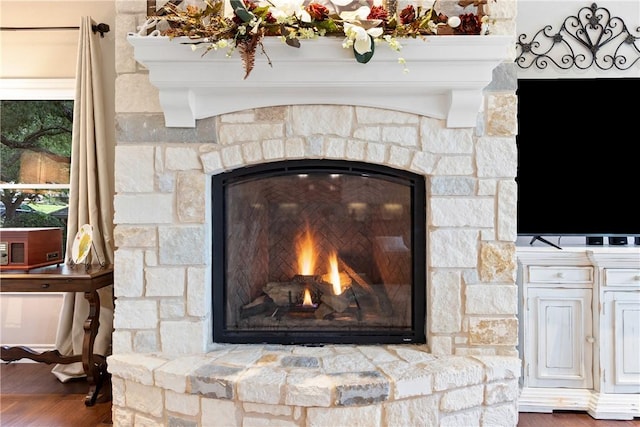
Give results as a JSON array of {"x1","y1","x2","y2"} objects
[{"x1": 108, "y1": 1, "x2": 521, "y2": 425}]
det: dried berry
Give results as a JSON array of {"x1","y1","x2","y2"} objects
[
  {"x1": 306, "y1": 3, "x2": 330, "y2": 21},
  {"x1": 367, "y1": 5, "x2": 389, "y2": 21},
  {"x1": 399, "y1": 5, "x2": 416, "y2": 24}
]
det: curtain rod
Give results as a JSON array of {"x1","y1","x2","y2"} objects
[{"x1": 0, "y1": 23, "x2": 110, "y2": 37}]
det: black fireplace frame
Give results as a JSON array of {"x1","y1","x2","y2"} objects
[{"x1": 211, "y1": 159, "x2": 426, "y2": 345}]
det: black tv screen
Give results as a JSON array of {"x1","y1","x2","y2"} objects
[{"x1": 516, "y1": 77, "x2": 640, "y2": 238}]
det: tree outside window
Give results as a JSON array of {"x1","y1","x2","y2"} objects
[{"x1": 0, "y1": 98, "x2": 72, "y2": 247}]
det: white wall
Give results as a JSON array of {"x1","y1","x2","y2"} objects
[
  {"x1": 516, "y1": 0, "x2": 640, "y2": 78},
  {"x1": 1, "y1": 293, "x2": 63, "y2": 353},
  {"x1": 0, "y1": 0, "x2": 116, "y2": 78}
]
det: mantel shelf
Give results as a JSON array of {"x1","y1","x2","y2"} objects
[{"x1": 127, "y1": 34, "x2": 514, "y2": 128}]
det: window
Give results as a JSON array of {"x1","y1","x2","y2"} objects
[{"x1": 0, "y1": 79, "x2": 74, "y2": 249}]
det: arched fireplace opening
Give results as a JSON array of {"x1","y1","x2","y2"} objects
[{"x1": 212, "y1": 159, "x2": 426, "y2": 345}]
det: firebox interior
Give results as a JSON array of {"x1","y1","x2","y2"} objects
[{"x1": 212, "y1": 160, "x2": 426, "y2": 344}]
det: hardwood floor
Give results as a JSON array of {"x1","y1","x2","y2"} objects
[
  {"x1": 1, "y1": 362, "x2": 112, "y2": 427},
  {"x1": 1, "y1": 362, "x2": 639, "y2": 426}
]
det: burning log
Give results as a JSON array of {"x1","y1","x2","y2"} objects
[
  {"x1": 240, "y1": 294, "x2": 276, "y2": 319},
  {"x1": 314, "y1": 303, "x2": 334, "y2": 320},
  {"x1": 338, "y1": 257, "x2": 387, "y2": 314},
  {"x1": 338, "y1": 258, "x2": 375, "y2": 295},
  {"x1": 320, "y1": 292, "x2": 351, "y2": 313},
  {"x1": 320, "y1": 271, "x2": 351, "y2": 294},
  {"x1": 263, "y1": 281, "x2": 309, "y2": 305},
  {"x1": 240, "y1": 252, "x2": 394, "y2": 324}
]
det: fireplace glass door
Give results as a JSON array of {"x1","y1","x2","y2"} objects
[{"x1": 212, "y1": 160, "x2": 425, "y2": 344}]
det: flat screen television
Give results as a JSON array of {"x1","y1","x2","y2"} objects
[{"x1": 516, "y1": 77, "x2": 640, "y2": 245}]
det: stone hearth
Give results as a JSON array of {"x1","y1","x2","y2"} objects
[
  {"x1": 109, "y1": 344, "x2": 521, "y2": 426},
  {"x1": 109, "y1": 1, "x2": 521, "y2": 425}
]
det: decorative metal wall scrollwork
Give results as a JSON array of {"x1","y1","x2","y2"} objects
[{"x1": 516, "y1": 3, "x2": 640, "y2": 70}]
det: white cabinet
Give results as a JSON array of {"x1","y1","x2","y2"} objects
[
  {"x1": 601, "y1": 290, "x2": 640, "y2": 394},
  {"x1": 525, "y1": 287, "x2": 593, "y2": 389},
  {"x1": 517, "y1": 247, "x2": 640, "y2": 420}
]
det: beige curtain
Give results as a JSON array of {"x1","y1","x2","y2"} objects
[{"x1": 52, "y1": 16, "x2": 115, "y2": 382}]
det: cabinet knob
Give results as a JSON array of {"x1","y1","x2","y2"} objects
[
  {"x1": 634, "y1": 275, "x2": 640, "y2": 281},
  {"x1": 556, "y1": 272, "x2": 565, "y2": 279},
  {"x1": 586, "y1": 336, "x2": 595, "y2": 344}
]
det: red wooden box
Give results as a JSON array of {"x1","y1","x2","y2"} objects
[{"x1": 0, "y1": 227, "x2": 63, "y2": 271}]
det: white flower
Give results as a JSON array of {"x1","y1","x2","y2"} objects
[
  {"x1": 250, "y1": 17, "x2": 263, "y2": 34},
  {"x1": 447, "y1": 16, "x2": 461, "y2": 28},
  {"x1": 383, "y1": 35, "x2": 402, "y2": 51},
  {"x1": 331, "y1": 0, "x2": 360, "y2": 5},
  {"x1": 339, "y1": 6, "x2": 371, "y2": 21},
  {"x1": 264, "y1": 0, "x2": 311, "y2": 22},
  {"x1": 343, "y1": 22, "x2": 383, "y2": 54},
  {"x1": 481, "y1": 15, "x2": 490, "y2": 35},
  {"x1": 299, "y1": 27, "x2": 317, "y2": 39},
  {"x1": 340, "y1": 8, "x2": 384, "y2": 55}
]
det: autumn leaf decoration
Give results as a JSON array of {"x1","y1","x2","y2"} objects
[
  {"x1": 237, "y1": 32, "x2": 263, "y2": 79},
  {"x1": 231, "y1": 0, "x2": 273, "y2": 79},
  {"x1": 152, "y1": 0, "x2": 492, "y2": 79}
]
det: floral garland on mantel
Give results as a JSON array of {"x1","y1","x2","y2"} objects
[{"x1": 148, "y1": 0, "x2": 494, "y2": 78}]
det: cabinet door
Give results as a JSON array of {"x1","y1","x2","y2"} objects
[
  {"x1": 602, "y1": 292, "x2": 640, "y2": 393},
  {"x1": 525, "y1": 287, "x2": 593, "y2": 389}
]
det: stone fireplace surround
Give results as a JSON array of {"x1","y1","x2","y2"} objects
[{"x1": 109, "y1": 1, "x2": 521, "y2": 425}]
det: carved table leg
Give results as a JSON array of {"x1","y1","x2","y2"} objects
[
  {"x1": 1, "y1": 290, "x2": 107, "y2": 406},
  {"x1": 82, "y1": 289, "x2": 107, "y2": 406}
]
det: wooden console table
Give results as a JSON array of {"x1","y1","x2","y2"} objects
[{"x1": 0, "y1": 264, "x2": 114, "y2": 406}]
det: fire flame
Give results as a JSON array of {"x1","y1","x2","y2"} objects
[
  {"x1": 296, "y1": 224, "x2": 347, "y2": 296},
  {"x1": 302, "y1": 288, "x2": 314, "y2": 307},
  {"x1": 296, "y1": 225, "x2": 316, "y2": 275},
  {"x1": 328, "y1": 251, "x2": 342, "y2": 295}
]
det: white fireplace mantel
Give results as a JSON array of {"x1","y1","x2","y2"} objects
[{"x1": 127, "y1": 34, "x2": 514, "y2": 128}]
